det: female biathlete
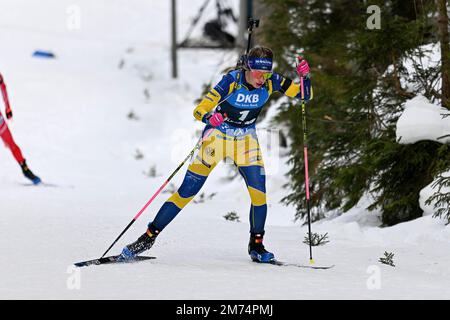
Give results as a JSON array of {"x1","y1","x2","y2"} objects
[{"x1": 120, "y1": 47, "x2": 312, "y2": 263}]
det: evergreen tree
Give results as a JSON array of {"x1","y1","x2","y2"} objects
[{"x1": 261, "y1": 0, "x2": 450, "y2": 225}]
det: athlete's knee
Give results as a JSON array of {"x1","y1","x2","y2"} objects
[
  {"x1": 248, "y1": 187, "x2": 266, "y2": 206},
  {"x1": 178, "y1": 170, "x2": 207, "y2": 198},
  {"x1": 239, "y1": 166, "x2": 266, "y2": 191}
]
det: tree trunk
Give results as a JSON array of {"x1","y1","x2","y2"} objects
[{"x1": 436, "y1": 0, "x2": 450, "y2": 109}]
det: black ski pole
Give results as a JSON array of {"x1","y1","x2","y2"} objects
[
  {"x1": 237, "y1": 17, "x2": 259, "y2": 69},
  {"x1": 100, "y1": 107, "x2": 232, "y2": 258},
  {"x1": 100, "y1": 128, "x2": 214, "y2": 258},
  {"x1": 246, "y1": 17, "x2": 259, "y2": 54},
  {"x1": 297, "y1": 56, "x2": 314, "y2": 265}
]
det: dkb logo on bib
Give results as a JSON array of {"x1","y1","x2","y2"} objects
[{"x1": 236, "y1": 94, "x2": 259, "y2": 104}]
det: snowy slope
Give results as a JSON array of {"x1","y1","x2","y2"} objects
[{"x1": 0, "y1": 1, "x2": 449, "y2": 300}]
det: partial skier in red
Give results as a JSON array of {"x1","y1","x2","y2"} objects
[{"x1": 0, "y1": 73, "x2": 41, "y2": 184}]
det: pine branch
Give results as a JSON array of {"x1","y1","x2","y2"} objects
[
  {"x1": 223, "y1": 211, "x2": 240, "y2": 222},
  {"x1": 303, "y1": 232, "x2": 330, "y2": 246},
  {"x1": 425, "y1": 172, "x2": 450, "y2": 225},
  {"x1": 379, "y1": 251, "x2": 395, "y2": 267}
]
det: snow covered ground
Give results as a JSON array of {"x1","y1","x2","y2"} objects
[{"x1": 0, "y1": 1, "x2": 449, "y2": 300}]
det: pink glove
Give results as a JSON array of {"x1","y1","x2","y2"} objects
[
  {"x1": 296, "y1": 56, "x2": 310, "y2": 77},
  {"x1": 208, "y1": 113, "x2": 224, "y2": 127}
]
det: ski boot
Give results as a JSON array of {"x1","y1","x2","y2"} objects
[
  {"x1": 20, "y1": 160, "x2": 41, "y2": 185},
  {"x1": 248, "y1": 233, "x2": 275, "y2": 263},
  {"x1": 119, "y1": 228, "x2": 159, "y2": 261}
]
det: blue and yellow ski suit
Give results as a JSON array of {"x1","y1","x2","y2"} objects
[{"x1": 148, "y1": 69, "x2": 312, "y2": 235}]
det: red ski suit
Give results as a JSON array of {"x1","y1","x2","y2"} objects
[{"x1": 0, "y1": 73, "x2": 25, "y2": 164}]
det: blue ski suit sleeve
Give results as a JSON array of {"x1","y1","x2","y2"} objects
[
  {"x1": 193, "y1": 73, "x2": 236, "y2": 124},
  {"x1": 270, "y1": 72, "x2": 313, "y2": 101}
]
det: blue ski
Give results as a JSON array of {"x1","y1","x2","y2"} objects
[{"x1": 74, "y1": 255, "x2": 156, "y2": 267}]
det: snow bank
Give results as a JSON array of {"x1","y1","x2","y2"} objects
[
  {"x1": 396, "y1": 95, "x2": 450, "y2": 144},
  {"x1": 395, "y1": 93, "x2": 450, "y2": 221}
]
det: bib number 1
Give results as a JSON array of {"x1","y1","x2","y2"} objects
[{"x1": 238, "y1": 110, "x2": 250, "y2": 121}]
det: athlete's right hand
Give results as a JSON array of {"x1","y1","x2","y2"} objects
[
  {"x1": 208, "y1": 113, "x2": 225, "y2": 127},
  {"x1": 5, "y1": 109, "x2": 12, "y2": 119}
]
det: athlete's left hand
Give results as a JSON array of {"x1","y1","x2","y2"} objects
[
  {"x1": 6, "y1": 109, "x2": 12, "y2": 119},
  {"x1": 296, "y1": 56, "x2": 310, "y2": 77}
]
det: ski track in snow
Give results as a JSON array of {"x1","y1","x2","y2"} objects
[{"x1": 0, "y1": 0, "x2": 450, "y2": 299}]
